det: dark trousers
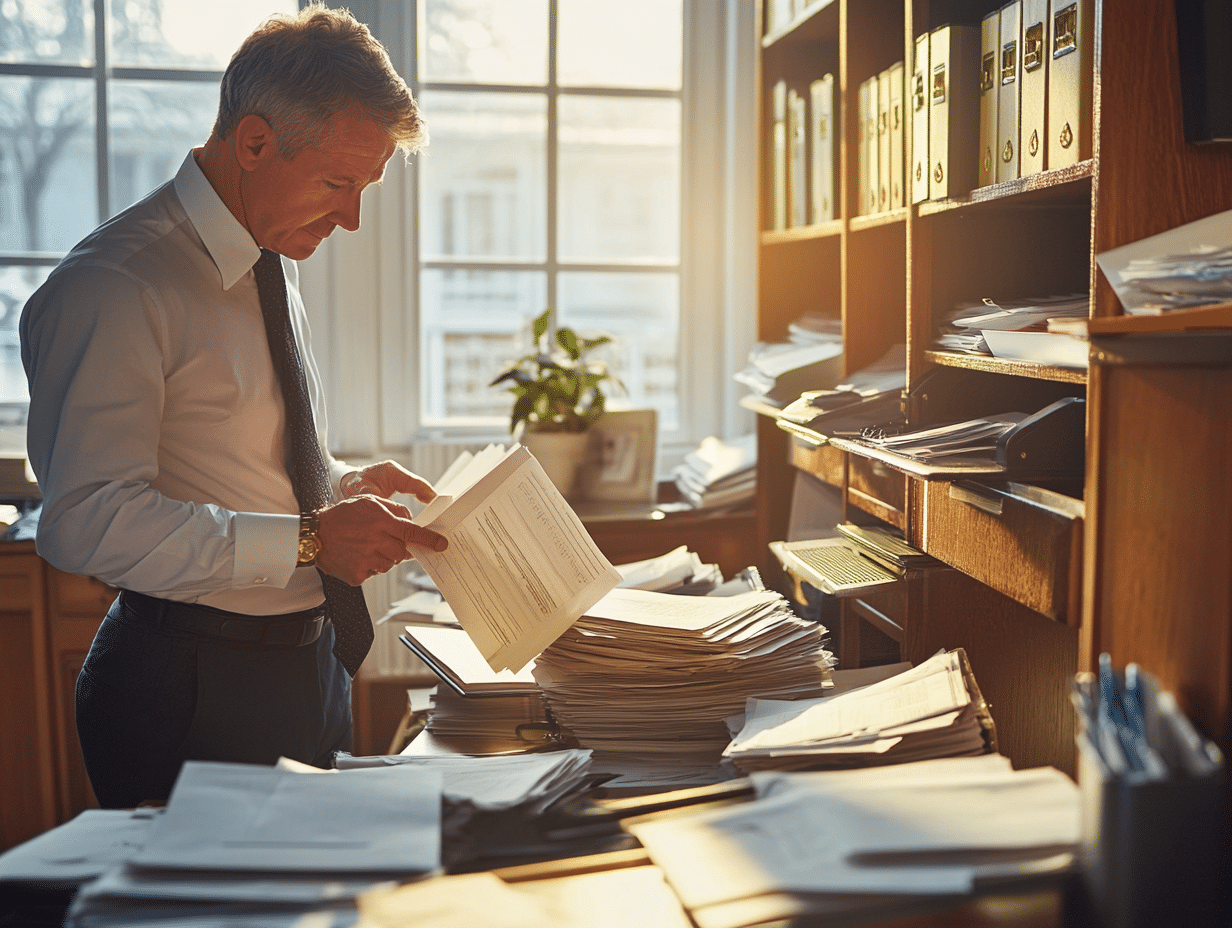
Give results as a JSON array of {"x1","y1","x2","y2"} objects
[{"x1": 76, "y1": 592, "x2": 352, "y2": 809}]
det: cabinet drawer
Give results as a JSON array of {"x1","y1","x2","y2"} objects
[
  {"x1": 789, "y1": 437, "x2": 845, "y2": 487},
  {"x1": 846, "y1": 455, "x2": 908, "y2": 529},
  {"x1": 920, "y1": 481, "x2": 1083, "y2": 624},
  {"x1": 48, "y1": 569, "x2": 116, "y2": 617}
]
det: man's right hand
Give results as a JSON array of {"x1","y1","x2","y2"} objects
[{"x1": 314, "y1": 495, "x2": 447, "y2": 587}]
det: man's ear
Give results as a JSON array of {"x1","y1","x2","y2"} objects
[{"x1": 234, "y1": 114, "x2": 278, "y2": 170}]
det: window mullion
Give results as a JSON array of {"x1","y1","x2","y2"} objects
[
  {"x1": 94, "y1": 0, "x2": 110, "y2": 223},
  {"x1": 546, "y1": 0, "x2": 558, "y2": 314}
]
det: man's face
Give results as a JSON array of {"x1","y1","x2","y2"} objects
[{"x1": 243, "y1": 102, "x2": 396, "y2": 260}]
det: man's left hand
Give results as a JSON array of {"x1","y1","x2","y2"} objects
[{"x1": 340, "y1": 461, "x2": 435, "y2": 504}]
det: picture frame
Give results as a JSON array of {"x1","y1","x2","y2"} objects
[{"x1": 578, "y1": 408, "x2": 658, "y2": 503}]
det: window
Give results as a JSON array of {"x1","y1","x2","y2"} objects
[
  {"x1": 416, "y1": 0, "x2": 684, "y2": 431},
  {"x1": 0, "y1": 0, "x2": 295, "y2": 417},
  {"x1": 302, "y1": 0, "x2": 757, "y2": 469}
]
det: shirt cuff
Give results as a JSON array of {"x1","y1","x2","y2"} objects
[{"x1": 234, "y1": 511, "x2": 300, "y2": 589}]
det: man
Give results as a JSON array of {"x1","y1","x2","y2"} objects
[{"x1": 20, "y1": 4, "x2": 445, "y2": 809}]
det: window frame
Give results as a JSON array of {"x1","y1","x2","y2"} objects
[{"x1": 300, "y1": 0, "x2": 758, "y2": 472}]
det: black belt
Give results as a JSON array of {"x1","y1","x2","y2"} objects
[{"x1": 118, "y1": 590, "x2": 326, "y2": 648}]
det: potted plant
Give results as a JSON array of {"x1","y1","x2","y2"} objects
[{"x1": 490, "y1": 308, "x2": 616, "y2": 498}]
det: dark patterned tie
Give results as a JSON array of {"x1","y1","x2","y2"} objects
[{"x1": 253, "y1": 249, "x2": 373, "y2": 677}]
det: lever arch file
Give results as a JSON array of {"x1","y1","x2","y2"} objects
[
  {"x1": 772, "y1": 79, "x2": 788, "y2": 229},
  {"x1": 929, "y1": 24, "x2": 980, "y2": 200},
  {"x1": 911, "y1": 32, "x2": 930, "y2": 204},
  {"x1": 1047, "y1": 0, "x2": 1093, "y2": 167},
  {"x1": 810, "y1": 74, "x2": 835, "y2": 222},
  {"x1": 877, "y1": 67, "x2": 891, "y2": 212},
  {"x1": 788, "y1": 85, "x2": 808, "y2": 227},
  {"x1": 888, "y1": 61, "x2": 905, "y2": 209},
  {"x1": 997, "y1": 0, "x2": 1022, "y2": 183},
  {"x1": 1019, "y1": 0, "x2": 1048, "y2": 175},
  {"x1": 979, "y1": 9, "x2": 1000, "y2": 188}
]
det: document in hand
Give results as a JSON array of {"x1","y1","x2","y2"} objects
[{"x1": 411, "y1": 444, "x2": 622, "y2": 673}]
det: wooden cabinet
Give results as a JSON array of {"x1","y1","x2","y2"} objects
[{"x1": 753, "y1": 0, "x2": 1232, "y2": 778}]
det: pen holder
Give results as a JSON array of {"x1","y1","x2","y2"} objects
[{"x1": 1075, "y1": 679, "x2": 1225, "y2": 928}]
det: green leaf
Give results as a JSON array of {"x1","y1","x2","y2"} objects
[
  {"x1": 532, "y1": 308, "x2": 552, "y2": 343},
  {"x1": 556, "y1": 327, "x2": 580, "y2": 359}
]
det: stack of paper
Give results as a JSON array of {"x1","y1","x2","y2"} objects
[
  {"x1": 533, "y1": 587, "x2": 833, "y2": 761},
  {"x1": 935, "y1": 295, "x2": 1089, "y2": 367},
  {"x1": 65, "y1": 760, "x2": 443, "y2": 927},
  {"x1": 857, "y1": 413, "x2": 1026, "y2": 460},
  {"x1": 615, "y1": 545, "x2": 724, "y2": 595},
  {"x1": 627, "y1": 754, "x2": 1080, "y2": 928},
  {"x1": 672, "y1": 434, "x2": 756, "y2": 511},
  {"x1": 723, "y1": 650, "x2": 993, "y2": 772}
]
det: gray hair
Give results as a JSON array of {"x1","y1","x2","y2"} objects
[{"x1": 213, "y1": 3, "x2": 426, "y2": 159}]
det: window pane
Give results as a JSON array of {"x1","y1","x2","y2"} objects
[
  {"x1": 108, "y1": 79, "x2": 218, "y2": 211},
  {"x1": 418, "y1": 90, "x2": 546, "y2": 261},
  {"x1": 558, "y1": 95, "x2": 679, "y2": 263},
  {"x1": 420, "y1": 268, "x2": 547, "y2": 423},
  {"x1": 0, "y1": 0, "x2": 93, "y2": 65},
  {"x1": 420, "y1": 0, "x2": 547, "y2": 86},
  {"x1": 558, "y1": 0, "x2": 682, "y2": 90},
  {"x1": 109, "y1": 0, "x2": 298, "y2": 70},
  {"x1": 0, "y1": 76, "x2": 96, "y2": 252},
  {"x1": 559, "y1": 271, "x2": 678, "y2": 430},
  {"x1": 0, "y1": 265, "x2": 52, "y2": 404}
]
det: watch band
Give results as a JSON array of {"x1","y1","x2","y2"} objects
[{"x1": 297, "y1": 510, "x2": 322, "y2": 565}]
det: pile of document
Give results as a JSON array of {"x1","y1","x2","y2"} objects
[
  {"x1": 627, "y1": 753, "x2": 1080, "y2": 928},
  {"x1": 672, "y1": 433, "x2": 756, "y2": 511},
  {"x1": 64, "y1": 759, "x2": 444, "y2": 927},
  {"x1": 935, "y1": 294, "x2": 1089, "y2": 367},
  {"x1": 734, "y1": 315, "x2": 843, "y2": 406},
  {"x1": 1096, "y1": 207, "x2": 1232, "y2": 314},
  {"x1": 533, "y1": 587, "x2": 833, "y2": 761},
  {"x1": 858, "y1": 413, "x2": 1027, "y2": 461},
  {"x1": 723, "y1": 650, "x2": 994, "y2": 773}
]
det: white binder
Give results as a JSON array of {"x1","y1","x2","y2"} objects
[
  {"x1": 979, "y1": 8, "x2": 1000, "y2": 188},
  {"x1": 929, "y1": 24, "x2": 980, "y2": 201},
  {"x1": 771, "y1": 79, "x2": 787, "y2": 229},
  {"x1": 1019, "y1": 0, "x2": 1048, "y2": 176},
  {"x1": 809, "y1": 74, "x2": 835, "y2": 223},
  {"x1": 788, "y1": 85, "x2": 808, "y2": 227},
  {"x1": 888, "y1": 61, "x2": 905, "y2": 209},
  {"x1": 857, "y1": 78, "x2": 871, "y2": 215},
  {"x1": 876, "y1": 68, "x2": 890, "y2": 212},
  {"x1": 1047, "y1": 0, "x2": 1093, "y2": 167},
  {"x1": 911, "y1": 33, "x2": 930, "y2": 204},
  {"x1": 997, "y1": 0, "x2": 1021, "y2": 184}
]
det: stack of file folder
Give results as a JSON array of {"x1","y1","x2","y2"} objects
[
  {"x1": 723, "y1": 649, "x2": 995, "y2": 773},
  {"x1": 671, "y1": 433, "x2": 756, "y2": 511},
  {"x1": 532, "y1": 587, "x2": 834, "y2": 761}
]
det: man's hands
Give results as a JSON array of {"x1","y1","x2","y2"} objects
[{"x1": 315, "y1": 462, "x2": 447, "y2": 587}]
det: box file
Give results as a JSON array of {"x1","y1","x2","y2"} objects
[
  {"x1": 888, "y1": 61, "x2": 904, "y2": 209},
  {"x1": 1047, "y1": 0, "x2": 1093, "y2": 167},
  {"x1": 997, "y1": 1, "x2": 1021, "y2": 183},
  {"x1": 788, "y1": 85, "x2": 808, "y2": 227},
  {"x1": 865, "y1": 76, "x2": 879, "y2": 214},
  {"x1": 809, "y1": 74, "x2": 835, "y2": 223},
  {"x1": 771, "y1": 79, "x2": 787, "y2": 229},
  {"x1": 877, "y1": 68, "x2": 891, "y2": 212},
  {"x1": 1019, "y1": 0, "x2": 1048, "y2": 175},
  {"x1": 979, "y1": 8, "x2": 1000, "y2": 187},
  {"x1": 929, "y1": 24, "x2": 980, "y2": 200},
  {"x1": 911, "y1": 33, "x2": 930, "y2": 203}
]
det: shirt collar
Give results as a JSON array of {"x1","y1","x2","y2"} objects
[{"x1": 173, "y1": 150, "x2": 261, "y2": 291}]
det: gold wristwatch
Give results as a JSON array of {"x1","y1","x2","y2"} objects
[{"x1": 297, "y1": 511, "x2": 321, "y2": 565}]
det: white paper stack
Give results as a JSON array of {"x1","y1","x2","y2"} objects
[
  {"x1": 532, "y1": 588, "x2": 833, "y2": 761},
  {"x1": 724, "y1": 650, "x2": 991, "y2": 772},
  {"x1": 615, "y1": 545, "x2": 724, "y2": 595},
  {"x1": 65, "y1": 760, "x2": 443, "y2": 927},
  {"x1": 672, "y1": 434, "x2": 757, "y2": 511},
  {"x1": 628, "y1": 754, "x2": 1079, "y2": 928}
]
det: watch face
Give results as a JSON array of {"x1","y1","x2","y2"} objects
[{"x1": 298, "y1": 534, "x2": 320, "y2": 564}]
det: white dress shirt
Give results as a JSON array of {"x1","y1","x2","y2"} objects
[{"x1": 21, "y1": 151, "x2": 349, "y2": 614}]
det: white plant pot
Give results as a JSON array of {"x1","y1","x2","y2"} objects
[{"x1": 519, "y1": 430, "x2": 591, "y2": 500}]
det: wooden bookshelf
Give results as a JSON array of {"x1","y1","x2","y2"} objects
[{"x1": 754, "y1": 0, "x2": 1232, "y2": 784}]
